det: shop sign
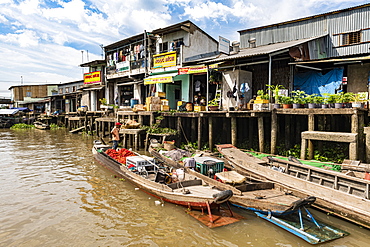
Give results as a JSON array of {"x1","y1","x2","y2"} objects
[
  {"x1": 153, "y1": 51, "x2": 177, "y2": 68},
  {"x1": 84, "y1": 71, "x2": 101, "y2": 84},
  {"x1": 178, "y1": 63, "x2": 220, "y2": 75},
  {"x1": 178, "y1": 66, "x2": 207, "y2": 75},
  {"x1": 144, "y1": 76, "x2": 173, "y2": 85},
  {"x1": 219, "y1": 36, "x2": 230, "y2": 55},
  {"x1": 116, "y1": 61, "x2": 130, "y2": 72}
]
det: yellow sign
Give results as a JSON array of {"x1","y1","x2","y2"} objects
[
  {"x1": 84, "y1": 71, "x2": 101, "y2": 84},
  {"x1": 153, "y1": 51, "x2": 177, "y2": 68},
  {"x1": 144, "y1": 76, "x2": 173, "y2": 85},
  {"x1": 178, "y1": 63, "x2": 220, "y2": 75}
]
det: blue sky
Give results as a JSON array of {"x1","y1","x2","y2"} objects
[{"x1": 0, "y1": 0, "x2": 369, "y2": 97}]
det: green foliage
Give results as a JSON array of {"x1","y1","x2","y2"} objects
[
  {"x1": 208, "y1": 98, "x2": 219, "y2": 106},
  {"x1": 266, "y1": 84, "x2": 285, "y2": 103},
  {"x1": 50, "y1": 123, "x2": 63, "y2": 129},
  {"x1": 99, "y1": 98, "x2": 108, "y2": 105},
  {"x1": 277, "y1": 143, "x2": 348, "y2": 165},
  {"x1": 141, "y1": 125, "x2": 178, "y2": 135},
  {"x1": 291, "y1": 90, "x2": 307, "y2": 104},
  {"x1": 257, "y1": 90, "x2": 269, "y2": 100},
  {"x1": 279, "y1": 96, "x2": 293, "y2": 104},
  {"x1": 10, "y1": 123, "x2": 34, "y2": 129}
]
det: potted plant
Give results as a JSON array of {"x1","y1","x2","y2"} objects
[
  {"x1": 351, "y1": 92, "x2": 367, "y2": 108},
  {"x1": 322, "y1": 93, "x2": 336, "y2": 108},
  {"x1": 266, "y1": 84, "x2": 285, "y2": 108},
  {"x1": 342, "y1": 92, "x2": 354, "y2": 108},
  {"x1": 208, "y1": 98, "x2": 219, "y2": 111},
  {"x1": 291, "y1": 90, "x2": 307, "y2": 108},
  {"x1": 313, "y1": 95, "x2": 324, "y2": 108},
  {"x1": 305, "y1": 94, "x2": 318, "y2": 108},
  {"x1": 256, "y1": 89, "x2": 270, "y2": 103},
  {"x1": 99, "y1": 98, "x2": 111, "y2": 109},
  {"x1": 279, "y1": 96, "x2": 293, "y2": 109}
]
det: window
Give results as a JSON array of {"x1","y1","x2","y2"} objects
[
  {"x1": 72, "y1": 86, "x2": 76, "y2": 92},
  {"x1": 59, "y1": 88, "x2": 63, "y2": 94},
  {"x1": 342, "y1": 31, "x2": 361, "y2": 45},
  {"x1": 65, "y1": 87, "x2": 69, "y2": 93},
  {"x1": 159, "y1": 42, "x2": 168, "y2": 53},
  {"x1": 26, "y1": 92, "x2": 32, "y2": 97}
]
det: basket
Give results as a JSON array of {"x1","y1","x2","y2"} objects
[{"x1": 163, "y1": 141, "x2": 175, "y2": 151}]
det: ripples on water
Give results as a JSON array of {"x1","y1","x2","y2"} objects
[{"x1": 0, "y1": 129, "x2": 369, "y2": 247}]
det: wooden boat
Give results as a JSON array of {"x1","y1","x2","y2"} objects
[
  {"x1": 149, "y1": 147, "x2": 349, "y2": 244},
  {"x1": 92, "y1": 141, "x2": 241, "y2": 228},
  {"x1": 34, "y1": 121, "x2": 50, "y2": 130},
  {"x1": 217, "y1": 144, "x2": 370, "y2": 229}
]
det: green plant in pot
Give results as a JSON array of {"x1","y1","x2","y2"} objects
[
  {"x1": 279, "y1": 96, "x2": 293, "y2": 108},
  {"x1": 266, "y1": 84, "x2": 285, "y2": 104},
  {"x1": 291, "y1": 90, "x2": 307, "y2": 108},
  {"x1": 305, "y1": 94, "x2": 317, "y2": 108},
  {"x1": 256, "y1": 89, "x2": 270, "y2": 103},
  {"x1": 208, "y1": 98, "x2": 219, "y2": 110},
  {"x1": 351, "y1": 92, "x2": 367, "y2": 108}
]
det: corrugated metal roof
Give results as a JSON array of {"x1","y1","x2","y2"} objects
[
  {"x1": 289, "y1": 55, "x2": 370, "y2": 65},
  {"x1": 238, "y1": 3, "x2": 370, "y2": 33},
  {"x1": 205, "y1": 36, "x2": 326, "y2": 63}
]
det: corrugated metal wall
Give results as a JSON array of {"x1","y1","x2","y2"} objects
[{"x1": 240, "y1": 6, "x2": 370, "y2": 58}]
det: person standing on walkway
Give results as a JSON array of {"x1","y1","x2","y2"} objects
[{"x1": 111, "y1": 122, "x2": 122, "y2": 149}]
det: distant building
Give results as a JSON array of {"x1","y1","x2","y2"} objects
[{"x1": 8, "y1": 84, "x2": 58, "y2": 113}]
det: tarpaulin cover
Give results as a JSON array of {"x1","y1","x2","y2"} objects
[
  {"x1": 293, "y1": 67, "x2": 343, "y2": 95},
  {"x1": 11, "y1": 107, "x2": 32, "y2": 112}
]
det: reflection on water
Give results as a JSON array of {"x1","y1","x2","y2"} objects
[{"x1": 0, "y1": 129, "x2": 369, "y2": 247}]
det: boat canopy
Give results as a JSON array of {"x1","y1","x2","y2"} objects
[{"x1": 0, "y1": 109, "x2": 20, "y2": 115}]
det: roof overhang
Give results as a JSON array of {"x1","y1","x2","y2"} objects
[
  {"x1": 117, "y1": 81, "x2": 143, "y2": 86},
  {"x1": 204, "y1": 35, "x2": 326, "y2": 63},
  {"x1": 83, "y1": 86, "x2": 105, "y2": 91},
  {"x1": 289, "y1": 55, "x2": 370, "y2": 65}
]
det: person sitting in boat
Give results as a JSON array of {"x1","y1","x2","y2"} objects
[{"x1": 111, "y1": 122, "x2": 122, "y2": 150}]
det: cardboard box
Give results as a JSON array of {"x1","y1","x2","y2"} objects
[
  {"x1": 161, "y1": 105, "x2": 170, "y2": 111},
  {"x1": 253, "y1": 103, "x2": 269, "y2": 111},
  {"x1": 155, "y1": 92, "x2": 166, "y2": 98},
  {"x1": 146, "y1": 96, "x2": 161, "y2": 105},
  {"x1": 161, "y1": 99, "x2": 169, "y2": 105},
  {"x1": 149, "y1": 104, "x2": 161, "y2": 111},
  {"x1": 194, "y1": 105, "x2": 206, "y2": 112}
]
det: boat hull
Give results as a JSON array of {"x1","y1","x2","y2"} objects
[
  {"x1": 148, "y1": 147, "x2": 312, "y2": 217},
  {"x1": 217, "y1": 144, "x2": 370, "y2": 229},
  {"x1": 93, "y1": 147, "x2": 220, "y2": 210}
]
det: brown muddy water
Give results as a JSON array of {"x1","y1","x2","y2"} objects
[{"x1": 0, "y1": 129, "x2": 369, "y2": 247}]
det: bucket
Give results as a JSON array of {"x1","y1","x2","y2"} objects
[{"x1": 130, "y1": 98, "x2": 139, "y2": 108}]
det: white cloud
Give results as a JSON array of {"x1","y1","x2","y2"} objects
[{"x1": 0, "y1": 29, "x2": 39, "y2": 47}]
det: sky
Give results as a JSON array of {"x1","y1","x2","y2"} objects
[{"x1": 0, "y1": 0, "x2": 369, "y2": 98}]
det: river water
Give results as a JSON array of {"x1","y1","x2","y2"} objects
[{"x1": 0, "y1": 129, "x2": 369, "y2": 247}]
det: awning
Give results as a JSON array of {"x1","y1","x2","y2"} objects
[
  {"x1": 289, "y1": 55, "x2": 370, "y2": 65},
  {"x1": 83, "y1": 86, "x2": 104, "y2": 91},
  {"x1": 0, "y1": 109, "x2": 20, "y2": 115},
  {"x1": 117, "y1": 80, "x2": 143, "y2": 86},
  {"x1": 144, "y1": 73, "x2": 178, "y2": 85},
  {"x1": 205, "y1": 35, "x2": 327, "y2": 63}
]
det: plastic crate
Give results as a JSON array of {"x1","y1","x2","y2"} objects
[
  {"x1": 126, "y1": 156, "x2": 156, "y2": 171},
  {"x1": 193, "y1": 156, "x2": 224, "y2": 175}
]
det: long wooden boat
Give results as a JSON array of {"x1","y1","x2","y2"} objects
[
  {"x1": 217, "y1": 144, "x2": 370, "y2": 229},
  {"x1": 34, "y1": 121, "x2": 50, "y2": 130},
  {"x1": 149, "y1": 146, "x2": 315, "y2": 216},
  {"x1": 149, "y1": 146, "x2": 349, "y2": 244},
  {"x1": 92, "y1": 141, "x2": 241, "y2": 228}
]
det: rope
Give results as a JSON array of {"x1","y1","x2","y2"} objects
[{"x1": 178, "y1": 119, "x2": 190, "y2": 144}]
